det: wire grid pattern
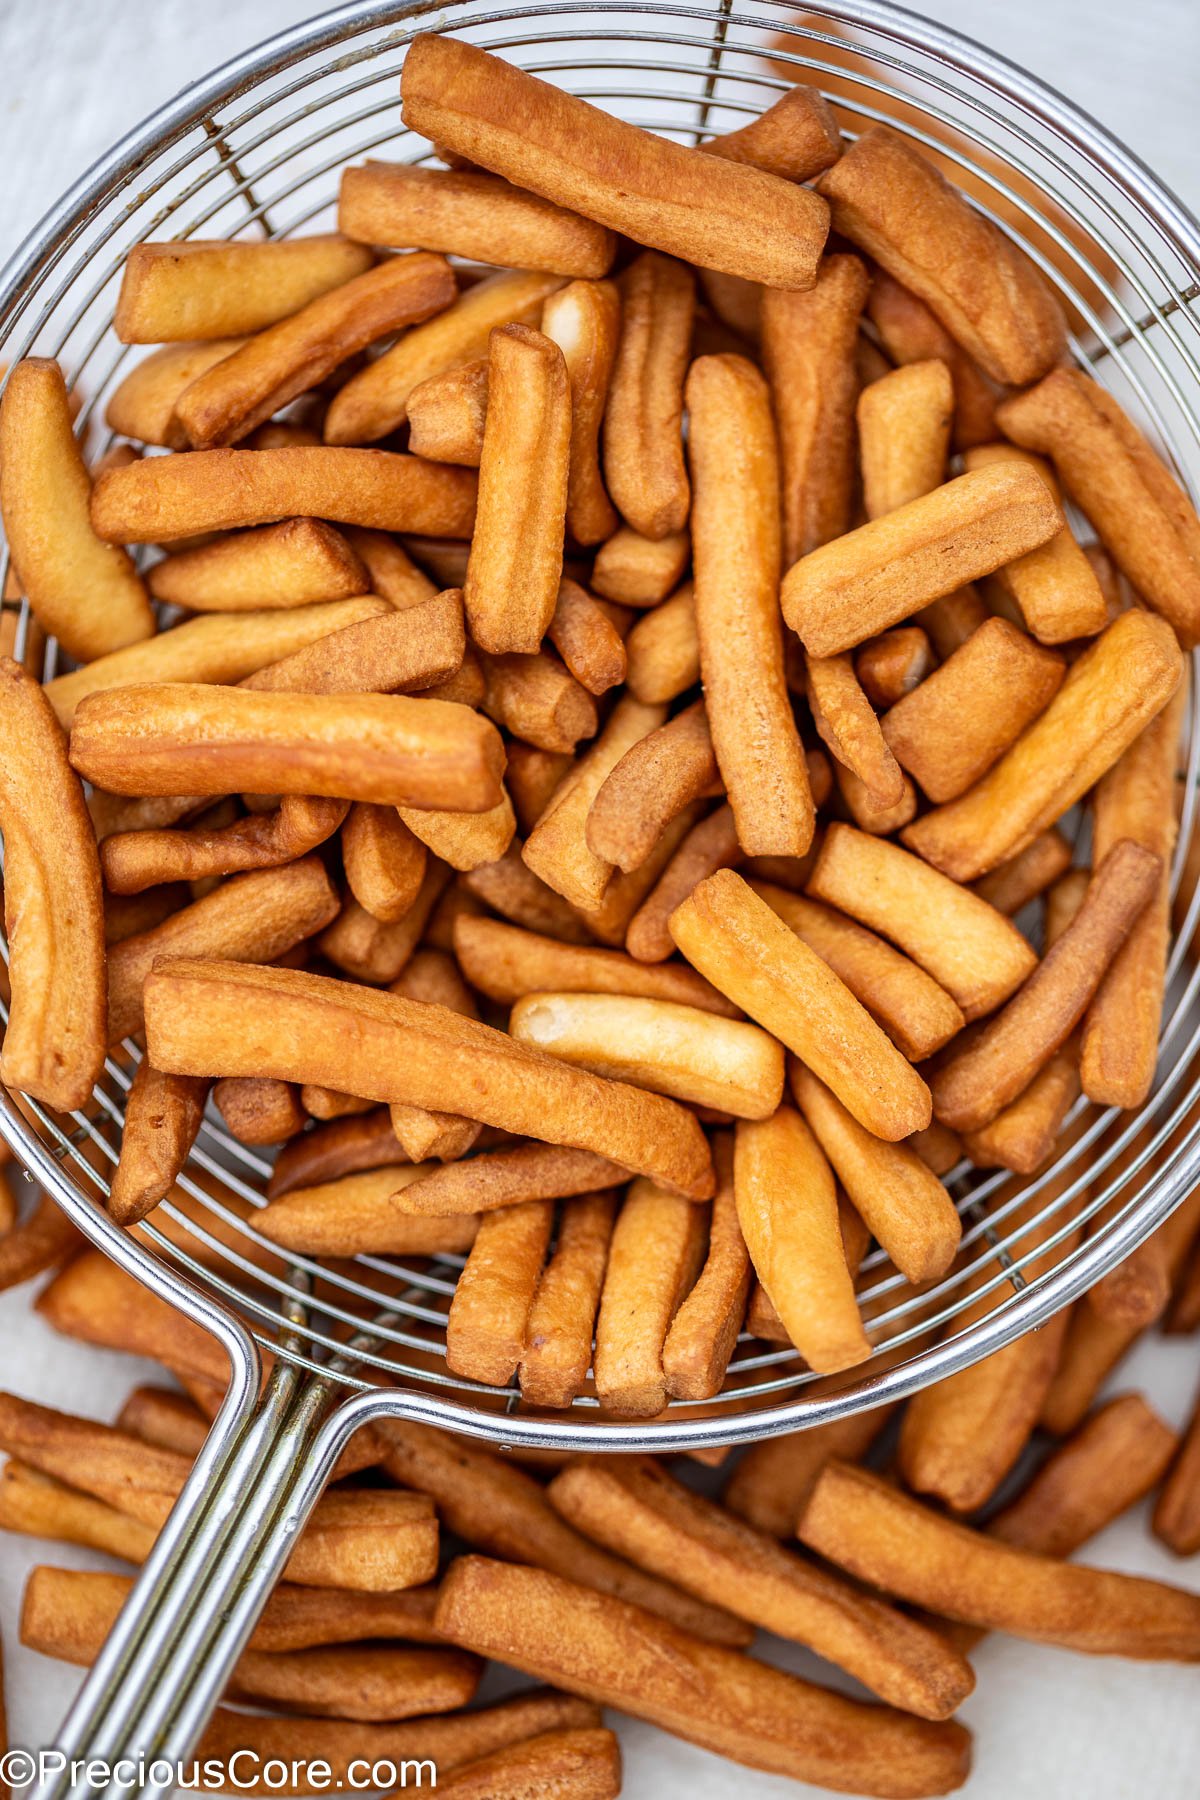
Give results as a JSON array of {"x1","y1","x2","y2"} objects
[{"x1": 1, "y1": 0, "x2": 1200, "y2": 1439}]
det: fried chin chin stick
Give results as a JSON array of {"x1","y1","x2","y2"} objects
[
  {"x1": 400, "y1": 35, "x2": 829, "y2": 289},
  {"x1": 325, "y1": 267, "x2": 564, "y2": 445},
  {"x1": 806, "y1": 823, "x2": 1036, "y2": 1020},
  {"x1": 816, "y1": 125, "x2": 1067, "y2": 386},
  {"x1": 703, "y1": 81, "x2": 842, "y2": 181},
  {"x1": 46, "y1": 594, "x2": 387, "y2": 725},
  {"x1": 339, "y1": 160, "x2": 616, "y2": 278},
  {"x1": 733, "y1": 1104, "x2": 871, "y2": 1370},
  {"x1": 547, "y1": 1456, "x2": 974, "y2": 1720},
  {"x1": 541, "y1": 279, "x2": 621, "y2": 546},
  {"x1": 0, "y1": 659, "x2": 107, "y2": 1110},
  {"x1": 510, "y1": 990, "x2": 783, "y2": 1119},
  {"x1": 671, "y1": 869, "x2": 932, "y2": 1140},
  {"x1": 90, "y1": 446, "x2": 478, "y2": 543},
  {"x1": 68, "y1": 683, "x2": 505, "y2": 811},
  {"x1": 173, "y1": 252, "x2": 457, "y2": 450},
  {"x1": 147, "y1": 518, "x2": 370, "y2": 611},
  {"x1": 931, "y1": 840, "x2": 1162, "y2": 1132},
  {"x1": 520, "y1": 1189, "x2": 618, "y2": 1409},
  {"x1": 143, "y1": 959, "x2": 713, "y2": 1198},
  {"x1": 858, "y1": 360, "x2": 954, "y2": 521},
  {"x1": 792, "y1": 1064, "x2": 961, "y2": 1284},
  {"x1": 108, "y1": 1061, "x2": 209, "y2": 1226},
  {"x1": 372, "y1": 1416, "x2": 749, "y2": 1645},
  {"x1": 113, "y1": 235, "x2": 374, "y2": 341},
  {"x1": 881, "y1": 617, "x2": 1065, "y2": 804},
  {"x1": 603, "y1": 251, "x2": 694, "y2": 542},
  {"x1": 1081, "y1": 686, "x2": 1183, "y2": 1107},
  {"x1": 686, "y1": 354, "x2": 814, "y2": 855},
  {"x1": 997, "y1": 368, "x2": 1200, "y2": 647},
  {"x1": 464, "y1": 323, "x2": 570, "y2": 652},
  {"x1": 452, "y1": 912, "x2": 737, "y2": 1016},
  {"x1": 747, "y1": 881, "x2": 964, "y2": 1061},
  {"x1": 796, "y1": 1459, "x2": 1200, "y2": 1661},
  {"x1": 761, "y1": 255, "x2": 870, "y2": 564},
  {"x1": 903, "y1": 605, "x2": 1184, "y2": 882},
  {"x1": 0, "y1": 359, "x2": 155, "y2": 660},
  {"x1": 782, "y1": 462, "x2": 1061, "y2": 657},
  {"x1": 593, "y1": 1179, "x2": 707, "y2": 1415},
  {"x1": 434, "y1": 1557, "x2": 972, "y2": 1796}
]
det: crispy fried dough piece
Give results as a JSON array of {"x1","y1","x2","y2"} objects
[
  {"x1": 806, "y1": 823, "x2": 1036, "y2": 1020},
  {"x1": 385, "y1": 1143, "x2": 629, "y2": 1218},
  {"x1": 400, "y1": 36, "x2": 830, "y2": 289},
  {"x1": 106, "y1": 857, "x2": 338, "y2": 1043},
  {"x1": 797, "y1": 1458, "x2": 1200, "y2": 1659},
  {"x1": 603, "y1": 252, "x2": 694, "y2": 541},
  {"x1": 541, "y1": 279, "x2": 621, "y2": 545},
  {"x1": 670, "y1": 870, "x2": 931, "y2": 1140},
  {"x1": 339, "y1": 161, "x2": 615, "y2": 276},
  {"x1": 453, "y1": 914, "x2": 735, "y2": 1015},
  {"x1": 818, "y1": 126, "x2": 1067, "y2": 385},
  {"x1": 962, "y1": 442, "x2": 1109, "y2": 644},
  {"x1": 782, "y1": 462, "x2": 1061, "y2": 658},
  {"x1": 0, "y1": 659, "x2": 106, "y2": 1109},
  {"x1": 687, "y1": 355, "x2": 813, "y2": 855},
  {"x1": 548, "y1": 1457, "x2": 974, "y2": 1720},
  {"x1": 520, "y1": 1190, "x2": 617, "y2": 1408},
  {"x1": 243, "y1": 589, "x2": 467, "y2": 698},
  {"x1": 101, "y1": 795, "x2": 348, "y2": 896},
  {"x1": 70, "y1": 684, "x2": 505, "y2": 812},
  {"x1": 108, "y1": 1062, "x2": 209, "y2": 1226},
  {"x1": 325, "y1": 267, "x2": 564, "y2": 445},
  {"x1": 661, "y1": 1134, "x2": 749, "y2": 1400},
  {"x1": 703, "y1": 83, "x2": 841, "y2": 180},
  {"x1": 143, "y1": 960, "x2": 713, "y2": 1198},
  {"x1": 91, "y1": 447, "x2": 477, "y2": 544},
  {"x1": 174, "y1": 252, "x2": 456, "y2": 449},
  {"x1": 997, "y1": 368, "x2": 1200, "y2": 646},
  {"x1": 0, "y1": 360, "x2": 153, "y2": 660},
  {"x1": 723, "y1": 1407, "x2": 895, "y2": 1538},
  {"x1": 593, "y1": 1179, "x2": 708, "y2": 1415},
  {"x1": 735, "y1": 1105, "x2": 871, "y2": 1371},
  {"x1": 446, "y1": 1198, "x2": 555, "y2": 1385},
  {"x1": 113, "y1": 235, "x2": 374, "y2": 341},
  {"x1": 374, "y1": 1417, "x2": 749, "y2": 1644},
  {"x1": 866, "y1": 269, "x2": 999, "y2": 451},
  {"x1": 761, "y1": 255, "x2": 869, "y2": 562},
  {"x1": 148, "y1": 519, "x2": 369, "y2": 610},
  {"x1": 212, "y1": 1076, "x2": 307, "y2": 1146},
  {"x1": 434, "y1": 1557, "x2": 971, "y2": 1795},
  {"x1": 931, "y1": 840, "x2": 1162, "y2": 1132},
  {"x1": 858, "y1": 360, "x2": 953, "y2": 520},
  {"x1": 106, "y1": 339, "x2": 248, "y2": 448}
]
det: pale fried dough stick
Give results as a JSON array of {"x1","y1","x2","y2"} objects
[
  {"x1": 603, "y1": 252, "x2": 693, "y2": 541},
  {"x1": 0, "y1": 659, "x2": 106, "y2": 1110},
  {"x1": 108, "y1": 1062, "x2": 209, "y2": 1226}
]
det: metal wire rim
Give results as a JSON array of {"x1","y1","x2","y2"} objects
[{"x1": 1, "y1": 0, "x2": 1199, "y2": 1447}]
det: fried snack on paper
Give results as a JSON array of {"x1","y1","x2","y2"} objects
[
  {"x1": 797, "y1": 1458, "x2": 1200, "y2": 1659},
  {"x1": 547, "y1": 1456, "x2": 973, "y2": 1719},
  {"x1": 434, "y1": 1556, "x2": 971, "y2": 1795}
]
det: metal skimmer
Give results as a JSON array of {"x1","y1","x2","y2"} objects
[{"x1": 1, "y1": 2, "x2": 1199, "y2": 1792}]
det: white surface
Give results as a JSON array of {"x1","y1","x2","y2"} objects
[{"x1": 1, "y1": 2, "x2": 1200, "y2": 1797}]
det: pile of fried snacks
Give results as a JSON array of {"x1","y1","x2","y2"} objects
[{"x1": 1, "y1": 29, "x2": 1200, "y2": 1795}]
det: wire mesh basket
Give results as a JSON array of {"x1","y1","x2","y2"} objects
[{"x1": 1, "y1": 1, "x2": 1200, "y2": 1783}]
